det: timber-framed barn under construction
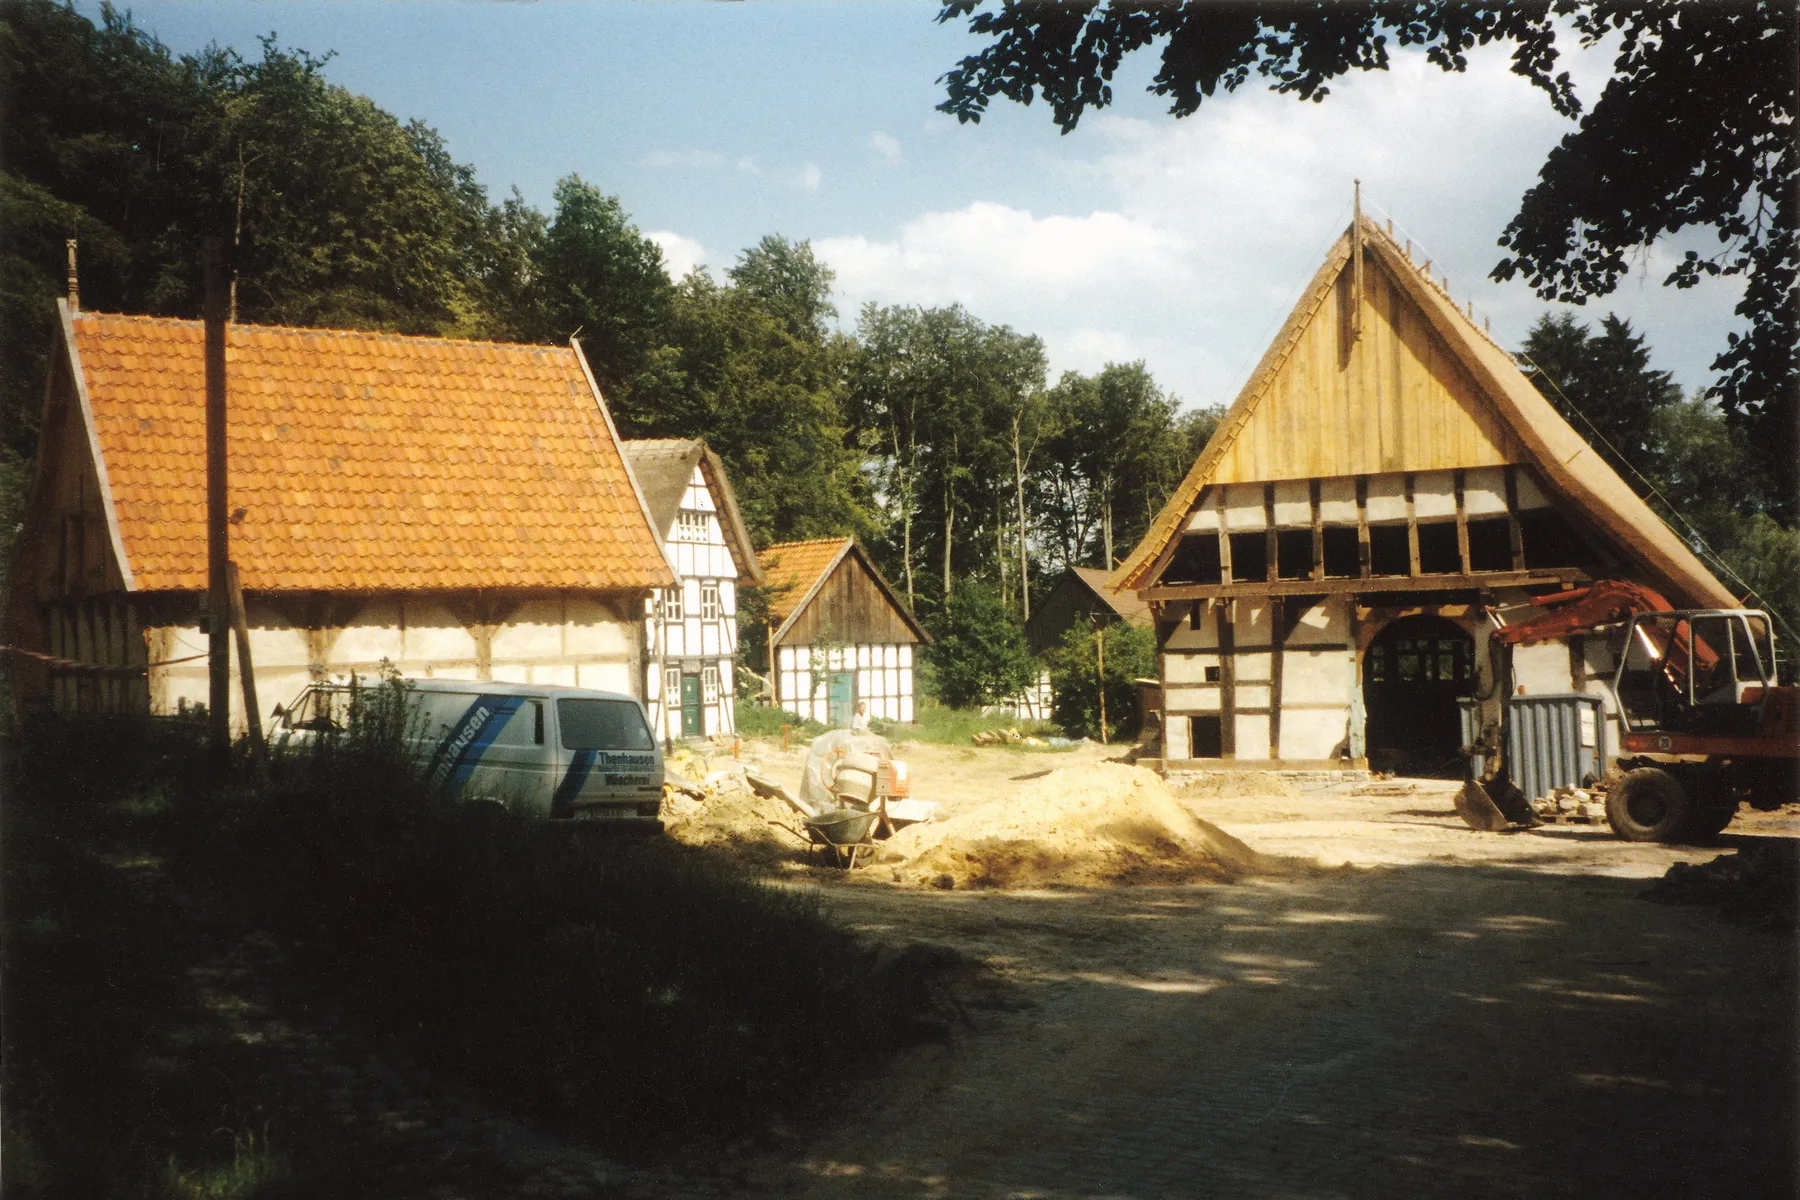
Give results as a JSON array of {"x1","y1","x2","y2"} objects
[{"x1": 1115, "y1": 213, "x2": 1733, "y2": 776}]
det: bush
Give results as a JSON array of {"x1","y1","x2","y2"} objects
[
  {"x1": 920, "y1": 578, "x2": 1038, "y2": 709},
  {"x1": 6, "y1": 693, "x2": 957, "y2": 1178},
  {"x1": 734, "y1": 699, "x2": 829, "y2": 739},
  {"x1": 884, "y1": 699, "x2": 1061, "y2": 746},
  {"x1": 1047, "y1": 620, "x2": 1155, "y2": 740},
  {"x1": 194, "y1": 680, "x2": 939, "y2": 1152}
]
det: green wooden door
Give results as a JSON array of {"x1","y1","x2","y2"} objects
[
  {"x1": 680, "y1": 672, "x2": 704, "y2": 737},
  {"x1": 827, "y1": 671, "x2": 855, "y2": 727}
]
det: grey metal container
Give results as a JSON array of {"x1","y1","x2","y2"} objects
[
  {"x1": 1504, "y1": 692, "x2": 1605, "y2": 803},
  {"x1": 1458, "y1": 699, "x2": 1485, "y2": 779}
]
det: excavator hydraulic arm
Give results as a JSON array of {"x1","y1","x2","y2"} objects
[{"x1": 1489, "y1": 580, "x2": 1672, "y2": 647}]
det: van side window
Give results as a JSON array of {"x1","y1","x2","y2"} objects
[
  {"x1": 558, "y1": 699, "x2": 655, "y2": 751},
  {"x1": 483, "y1": 701, "x2": 541, "y2": 747}
]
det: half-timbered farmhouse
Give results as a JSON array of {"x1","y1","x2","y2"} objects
[
  {"x1": 623, "y1": 439, "x2": 763, "y2": 740},
  {"x1": 759, "y1": 538, "x2": 929, "y2": 726},
  {"x1": 1114, "y1": 214, "x2": 1733, "y2": 775},
  {"x1": 1025, "y1": 566, "x2": 1153, "y2": 655},
  {"x1": 4, "y1": 300, "x2": 674, "y2": 727}
]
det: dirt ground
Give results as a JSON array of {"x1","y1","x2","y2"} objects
[{"x1": 702, "y1": 739, "x2": 1800, "y2": 1199}]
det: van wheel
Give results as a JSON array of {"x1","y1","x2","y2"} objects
[{"x1": 1606, "y1": 768, "x2": 1689, "y2": 842}]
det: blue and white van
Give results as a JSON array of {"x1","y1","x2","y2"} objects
[{"x1": 276, "y1": 679, "x2": 665, "y2": 827}]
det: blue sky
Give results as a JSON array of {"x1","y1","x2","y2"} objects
[{"x1": 96, "y1": 1, "x2": 1745, "y2": 410}]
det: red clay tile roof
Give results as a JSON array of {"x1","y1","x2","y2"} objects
[
  {"x1": 68, "y1": 311, "x2": 671, "y2": 592},
  {"x1": 758, "y1": 538, "x2": 852, "y2": 624}
]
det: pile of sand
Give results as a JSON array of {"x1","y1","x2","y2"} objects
[
  {"x1": 662, "y1": 783, "x2": 805, "y2": 866},
  {"x1": 881, "y1": 762, "x2": 1283, "y2": 890}
]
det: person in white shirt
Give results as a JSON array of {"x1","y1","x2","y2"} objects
[{"x1": 850, "y1": 701, "x2": 870, "y2": 732}]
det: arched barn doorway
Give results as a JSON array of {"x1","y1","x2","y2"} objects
[{"x1": 1362, "y1": 615, "x2": 1475, "y2": 777}]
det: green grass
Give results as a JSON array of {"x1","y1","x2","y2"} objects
[
  {"x1": 2, "y1": 714, "x2": 305, "y2": 1199},
  {"x1": 735, "y1": 699, "x2": 830, "y2": 738},
  {"x1": 878, "y1": 700, "x2": 1064, "y2": 746},
  {"x1": 4, "y1": 699, "x2": 960, "y2": 1188}
]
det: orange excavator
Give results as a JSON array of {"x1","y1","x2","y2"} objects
[{"x1": 1458, "y1": 581, "x2": 1799, "y2": 842}]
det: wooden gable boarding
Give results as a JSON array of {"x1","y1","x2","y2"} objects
[
  {"x1": 5, "y1": 302, "x2": 673, "y2": 726},
  {"x1": 1113, "y1": 216, "x2": 1733, "y2": 768},
  {"x1": 760, "y1": 538, "x2": 928, "y2": 726}
]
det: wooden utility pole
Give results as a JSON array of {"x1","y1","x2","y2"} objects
[
  {"x1": 227, "y1": 563, "x2": 266, "y2": 769},
  {"x1": 1095, "y1": 624, "x2": 1108, "y2": 745},
  {"x1": 204, "y1": 238, "x2": 231, "y2": 766}
]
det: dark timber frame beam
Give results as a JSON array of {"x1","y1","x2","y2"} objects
[
  {"x1": 1454, "y1": 469, "x2": 1471, "y2": 573},
  {"x1": 1217, "y1": 599, "x2": 1236, "y2": 758},
  {"x1": 1141, "y1": 568, "x2": 1585, "y2": 602}
]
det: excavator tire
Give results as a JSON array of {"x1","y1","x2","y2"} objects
[
  {"x1": 1683, "y1": 800, "x2": 1738, "y2": 841},
  {"x1": 1606, "y1": 767, "x2": 1690, "y2": 842}
]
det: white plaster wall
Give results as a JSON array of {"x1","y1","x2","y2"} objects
[
  {"x1": 1224, "y1": 484, "x2": 1266, "y2": 530},
  {"x1": 401, "y1": 599, "x2": 476, "y2": 663},
  {"x1": 1234, "y1": 714, "x2": 1271, "y2": 760},
  {"x1": 1280, "y1": 709, "x2": 1349, "y2": 760},
  {"x1": 1286, "y1": 600, "x2": 1345, "y2": 646},
  {"x1": 1414, "y1": 470, "x2": 1457, "y2": 519},
  {"x1": 1272, "y1": 480, "x2": 1311, "y2": 527},
  {"x1": 1164, "y1": 605, "x2": 1219, "y2": 651},
  {"x1": 334, "y1": 598, "x2": 407, "y2": 663},
  {"x1": 1464, "y1": 466, "x2": 1508, "y2": 515},
  {"x1": 1236, "y1": 653, "x2": 1273, "y2": 685},
  {"x1": 1237, "y1": 601, "x2": 1271, "y2": 646},
  {"x1": 1187, "y1": 488, "x2": 1222, "y2": 532},
  {"x1": 1318, "y1": 477, "x2": 1358, "y2": 524},
  {"x1": 1366, "y1": 474, "x2": 1408, "y2": 523},
  {"x1": 1163, "y1": 685, "x2": 1220, "y2": 712},
  {"x1": 1284, "y1": 648, "x2": 1354, "y2": 698},
  {"x1": 150, "y1": 592, "x2": 642, "y2": 732},
  {"x1": 1514, "y1": 469, "x2": 1552, "y2": 510},
  {"x1": 1513, "y1": 641, "x2": 1574, "y2": 695},
  {"x1": 1165, "y1": 652, "x2": 1221, "y2": 684},
  {"x1": 1165, "y1": 716, "x2": 1191, "y2": 759}
]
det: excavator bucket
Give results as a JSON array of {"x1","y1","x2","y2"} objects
[{"x1": 1456, "y1": 776, "x2": 1539, "y2": 832}]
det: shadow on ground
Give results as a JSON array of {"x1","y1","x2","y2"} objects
[{"x1": 778, "y1": 847, "x2": 1798, "y2": 1200}]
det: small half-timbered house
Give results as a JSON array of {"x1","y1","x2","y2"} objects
[
  {"x1": 4, "y1": 301, "x2": 674, "y2": 727},
  {"x1": 1114, "y1": 214, "x2": 1732, "y2": 775},
  {"x1": 759, "y1": 538, "x2": 929, "y2": 726},
  {"x1": 623, "y1": 439, "x2": 763, "y2": 740}
]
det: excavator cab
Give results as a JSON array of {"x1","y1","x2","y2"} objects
[{"x1": 1613, "y1": 610, "x2": 1775, "y2": 739}]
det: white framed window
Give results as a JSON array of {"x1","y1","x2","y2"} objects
[
  {"x1": 700, "y1": 583, "x2": 722, "y2": 621},
  {"x1": 702, "y1": 665, "x2": 720, "y2": 702},
  {"x1": 675, "y1": 510, "x2": 708, "y2": 543},
  {"x1": 661, "y1": 586, "x2": 684, "y2": 620},
  {"x1": 664, "y1": 665, "x2": 681, "y2": 700}
]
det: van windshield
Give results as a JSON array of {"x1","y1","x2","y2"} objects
[{"x1": 558, "y1": 698, "x2": 654, "y2": 751}]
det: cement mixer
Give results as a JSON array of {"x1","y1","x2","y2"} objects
[{"x1": 794, "y1": 731, "x2": 937, "y2": 867}]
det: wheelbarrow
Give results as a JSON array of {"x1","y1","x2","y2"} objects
[{"x1": 804, "y1": 806, "x2": 881, "y2": 869}]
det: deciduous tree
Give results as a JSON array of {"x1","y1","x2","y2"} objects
[{"x1": 937, "y1": 0, "x2": 1798, "y2": 514}]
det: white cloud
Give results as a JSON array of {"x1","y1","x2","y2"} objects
[
  {"x1": 647, "y1": 231, "x2": 707, "y2": 280},
  {"x1": 643, "y1": 148, "x2": 725, "y2": 170},
  {"x1": 817, "y1": 42, "x2": 1743, "y2": 406},
  {"x1": 868, "y1": 131, "x2": 903, "y2": 164},
  {"x1": 794, "y1": 161, "x2": 823, "y2": 191},
  {"x1": 736, "y1": 156, "x2": 761, "y2": 176}
]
